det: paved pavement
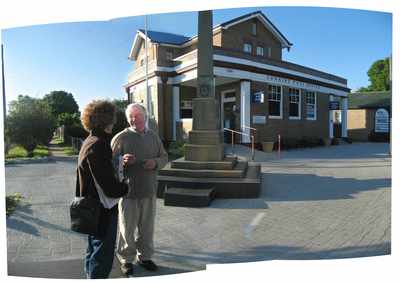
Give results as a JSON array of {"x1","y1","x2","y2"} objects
[{"x1": 5, "y1": 142, "x2": 391, "y2": 278}]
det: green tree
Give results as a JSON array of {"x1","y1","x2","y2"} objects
[
  {"x1": 42, "y1": 90, "x2": 79, "y2": 123},
  {"x1": 358, "y1": 57, "x2": 390, "y2": 92},
  {"x1": 5, "y1": 95, "x2": 56, "y2": 156},
  {"x1": 111, "y1": 99, "x2": 129, "y2": 136}
]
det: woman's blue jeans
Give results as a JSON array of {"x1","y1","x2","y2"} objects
[{"x1": 85, "y1": 209, "x2": 118, "y2": 279}]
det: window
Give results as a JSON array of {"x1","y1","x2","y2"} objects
[
  {"x1": 268, "y1": 85, "x2": 282, "y2": 118},
  {"x1": 243, "y1": 43, "x2": 252, "y2": 54},
  {"x1": 252, "y1": 23, "x2": 257, "y2": 35},
  {"x1": 305, "y1": 91, "x2": 317, "y2": 120},
  {"x1": 166, "y1": 51, "x2": 173, "y2": 60},
  {"x1": 267, "y1": 47, "x2": 272, "y2": 58},
  {"x1": 256, "y1": 46, "x2": 264, "y2": 56},
  {"x1": 289, "y1": 88, "x2": 301, "y2": 119}
]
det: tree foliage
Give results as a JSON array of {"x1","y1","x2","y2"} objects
[
  {"x1": 111, "y1": 99, "x2": 129, "y2": 136},
  {"x1": 42, "y1": 90, "x2": 79, "y2": 122},
  {"x1": 5, "y1": 95, "x2": 56, "y2": 156},
  {"x1": 358, "y1": 57, "x2": 391, "y2": 92}
]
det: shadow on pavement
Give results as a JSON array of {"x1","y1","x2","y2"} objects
[
  {"x1": 7, "y1": 209, "x2": 72, "y2": 236},
  {"x1": 7, "y1": 242, "x2": 390, "y2": 279},
  {"x1": 156, "y1": 242, "x2": 391, "y2": 266},
  {"x1": 261, "y1": 173, "x2": 390, "y2": 201}
]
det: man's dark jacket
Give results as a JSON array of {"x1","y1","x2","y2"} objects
[{"x1": 76, "y1": 129, "x2": 128, "y2": 236}]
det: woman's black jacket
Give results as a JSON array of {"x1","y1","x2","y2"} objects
[{"x1": 75, "y1": 129, "x2": 128, "y2": 236}]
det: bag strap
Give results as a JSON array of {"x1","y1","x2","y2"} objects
[{"x1": 75, "y1": 167, "x2": 84, "y2": 197}]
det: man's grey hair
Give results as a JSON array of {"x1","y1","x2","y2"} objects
[{"x1": 125, "y1": 102, "x2": 148, "y2": 121}]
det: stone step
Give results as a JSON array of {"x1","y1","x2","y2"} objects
[
  {"x1": 158, "y1": 163, "x2": 261, "y2": 199},
  {"x1": 159, "y1": 161, "x2": 248, "y2": 178},
  {"x1": 171, "y1": 156, "x2": 237, "y2": 170},
  {"x1": 164, "y1": 187, "x2": 216, "y2": 207}
]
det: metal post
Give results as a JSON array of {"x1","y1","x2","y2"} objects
[
  {"x1": 145, "y1": 15, "x2": 150, "y2": 117},
  {"x1": 251, "y1": 135, "x2": 255, "y2": 161},
  {"x1": 278, "y1": 134, "x2": 281, "y2": 159},
  {"x1": 1, "y1": 44, "x2": 6, "y2": 124},
  {"x1": 231, "y1": 130, "x2": 234, "y2": 155}
]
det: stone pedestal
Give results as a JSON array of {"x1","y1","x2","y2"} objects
[{"x1": 184, "y1": 97, "x2": 224, "y2": 161}]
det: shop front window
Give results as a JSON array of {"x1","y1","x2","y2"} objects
[
  {"x1": 305, "y1": 91, "x2": 317, "y2": 120},
  {"x1": 289, "y1": 88, "x2": 301, "y2": 119},
  {"x1": 268, "y1": 85, "x2": 282, "y2": 118}
]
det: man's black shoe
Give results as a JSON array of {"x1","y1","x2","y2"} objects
[
  {"x1": 138, "y1": 260, "x2": 158, "y2": 271},
  {"x1": 120, "y1": 263, "x2": 134, "y2": 276}
]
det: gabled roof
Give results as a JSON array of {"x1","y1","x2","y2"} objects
[
  {"x1": 138, "y1": 29, "x2": 191, "y2": 45},
  {"x1": 129, "y1": 30, "x2": 190, "y2": 60},
  {"x1": 129, "y1": 10, "x2": 292, "y2": 60},
  {"x1": 348, "y1": 91, "x2": 391, "y2": 110},
  {"x1": 217, "y1": 10, "x2": 292, "y2": 49}
]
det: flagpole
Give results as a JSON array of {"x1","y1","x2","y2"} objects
[
  {"x1": 145, "y1": 15, "x2": 150, "y2": 117},
  {"x1": 1, "y1": 44, "x2": 6, "y2": 123}
]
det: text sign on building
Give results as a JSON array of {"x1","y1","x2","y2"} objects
[
  {"x1": 252, "y1": 92, "x2": 264, "y2": 103},
  {"x1": 252, "y1": 115, "x2": 266, "y2": 124},
  {"x1": 329, "y1": 101, "x2": 340, "y2": 110},
  {"x1": 375, "y1": 108, "x2": 389, "y2": 133}
]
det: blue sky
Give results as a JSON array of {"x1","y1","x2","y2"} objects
[{"x1": 1, "y1": 6, "x2": 392, "y2": 111}]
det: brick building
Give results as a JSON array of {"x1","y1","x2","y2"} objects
[{"x1": 124, "y1": 11, "x2": 350, "y2": 145}]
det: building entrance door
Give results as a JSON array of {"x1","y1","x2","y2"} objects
[{"x1": 221, "y1": 90, "x2": 237, "y2": 143}]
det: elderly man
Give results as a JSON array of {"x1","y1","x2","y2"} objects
[{"x1": 111, "y1": 103, "x2": 168, "y2": 275}]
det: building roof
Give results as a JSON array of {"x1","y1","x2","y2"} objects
[
  {"x1": 137, "y1": 29, "x2": 191, "y2": 45},
  {"x1": 348, "y1": 91, "x2": 391, "y2": 110},
  {"x1": 129, "y1": 10, "x2": 292, "y2": 60}
]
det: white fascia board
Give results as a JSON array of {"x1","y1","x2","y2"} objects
[
  {"x1": 130, "y1": 31, "x2": 152, "y2": 59},
  {"x1": 173, "y1": 49, "x2": 197, "y2": 61},
  {"x1": 214, "y1": 66, "x2": 349, "y2": 97},
  {"x1": 214, "y1": 54, "x2": 348, "y2": 88},
  {"x1": 127, "y1": 76, "x2": 158, "y2": 92},
  {"x1": 129, "y1": 32, "x2": 142, "y2": 60}
]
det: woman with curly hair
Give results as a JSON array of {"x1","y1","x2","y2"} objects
[{"x1": 76, "y1": 100, "x2": 128, "y2": 279}]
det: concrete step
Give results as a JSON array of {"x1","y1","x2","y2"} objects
[
  {"x1": 158, "y1": 163, "x2": 261, "y2": 199},
  {"x1": 164, "y1": 187, "x2": 216, "y2": 207},
  {"x1": 159, "y1": 161, "x2": 248, "y2": 178},
  {"x1": 171, "y1": 156, "x2": 237, "y2": 170}
]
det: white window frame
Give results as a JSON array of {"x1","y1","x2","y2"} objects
[
  {"x1": 243, "y1": 43, "x2": 252, "y2": 54},
  {"x1": 267, "y1": 47, "x2": 272, "y2": 58},
  {"x1": 252, "y1": 23, "x2": 257, "y2": 36},
  {"x1": 256, "y1": 46, "x2": 264, "y2": 56},
  {"x1": 268, "y1": 84, "x2": 283, "y2": 119},
  {"x1": 305, "y1": 91, "x2": 317, "y2": 121},
  {"x1": 289, "y1": 88, "x2": 301, "y2": 120},
  {"x1": 166, "y1": 51, "x2": 173, "y2": 60}
]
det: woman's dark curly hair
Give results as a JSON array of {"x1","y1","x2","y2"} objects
[{"x1": 81, "y1": 100, "x2": 116, "y2": 132}]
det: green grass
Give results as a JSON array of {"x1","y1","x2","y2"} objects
[
  {"x1": 52, "y1": 136, "x2": 64, "y2": 145},
  {"x1": 6, "y1": 145, "x2": 50, "y2": 159},
  {"x1": 6, "y1": 193, "x2": 23, "y2": 216},
  {"x1": 63, "y1": 146, "x2": 79, "y2": 156}
]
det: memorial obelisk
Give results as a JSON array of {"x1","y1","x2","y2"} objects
[
  {"x1": 184, "y1": 10, "x2": 224, "y2": 162},
  {"x1": 158, "y1": 10, "x2": 261, "y2": 205}
]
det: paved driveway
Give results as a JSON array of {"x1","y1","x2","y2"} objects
[{"x1": 5, "y1": 143, "x2": 391, "y2": 278}]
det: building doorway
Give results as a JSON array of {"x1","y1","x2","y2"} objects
[{"x1": 221, "y1": 90, "x2": 238, "y2": 143}]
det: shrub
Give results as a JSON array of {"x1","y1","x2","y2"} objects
[{"x1": 5, "y1": 96, "x2": 56, "y2": 156}]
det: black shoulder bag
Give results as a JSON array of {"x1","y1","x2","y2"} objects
[{"x1": 70, "y1": 168, "x2": 102, "y2": 236}]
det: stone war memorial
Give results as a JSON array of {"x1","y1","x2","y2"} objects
[{"x1": 158, "y1": 10, "x2": 262, "y2": 207}]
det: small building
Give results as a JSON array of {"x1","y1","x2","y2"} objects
[
  {"x1": 347, "y1": 91, "x2": 391, "y2": 142},
  {"x1": 124, "y1": 11, "x2": 350, "y2": 145}
]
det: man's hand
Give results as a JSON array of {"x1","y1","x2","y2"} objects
[
  {"x1": 143, "y1": 159, "x2": 157, "y2": 170},
  {"x1": 122, "y1": 154, "x2": 136, "y2": 167}
]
